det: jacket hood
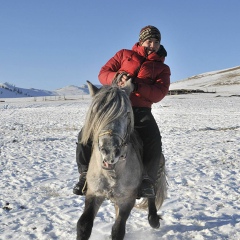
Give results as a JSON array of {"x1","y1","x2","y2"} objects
[{"x1": 132, "y1": 42, "x2": 166, "y2": 62}]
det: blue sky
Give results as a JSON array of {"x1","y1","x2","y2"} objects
[{"x1": 1, "y1": 0, "x2": 240, "y2": 90}]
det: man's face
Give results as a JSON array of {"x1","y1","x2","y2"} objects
[{"x1": 141, "y1": 38, "x2": 160, "y2": 55}]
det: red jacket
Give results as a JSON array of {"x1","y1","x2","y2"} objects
[{"x1": 98, "y1": 43, "x2": 171, "y2": 108}]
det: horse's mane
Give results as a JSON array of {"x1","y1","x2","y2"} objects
[{"x1": 81, "y1": 85, "x2": 134, "y2": 144}]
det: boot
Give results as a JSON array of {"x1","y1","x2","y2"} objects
[
  {"x1": 73, "y1": 172, "x2": 87, "y2": 195},
  {"x1": 140, "y1": 178, "x2": 155, "y2": 198}
]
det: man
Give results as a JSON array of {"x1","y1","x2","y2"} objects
[{"x1": 73, "y1": 25, "x2": 170, "y2": 198}]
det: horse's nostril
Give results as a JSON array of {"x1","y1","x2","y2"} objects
[{"x1": 111, "y1": 160, "x2": 114, "y2": 163}]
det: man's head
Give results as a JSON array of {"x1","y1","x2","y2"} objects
[
  {"x1": 139, "y1": 25, "x2": 161, "y2": 54},
  {"x1": 139, "y1": 25, "x2": 161, "y2": 44}
]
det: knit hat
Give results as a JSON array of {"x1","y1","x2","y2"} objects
[{"x1": 139, "y1": 25, "x2": 161, "y2": 44}]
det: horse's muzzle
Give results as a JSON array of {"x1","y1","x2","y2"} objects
[{"x1": 102, "y1": 160, "x2": 115, "y2": 170}]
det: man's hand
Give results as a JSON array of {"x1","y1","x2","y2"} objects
[
  {"x1": 117, "y1": 73, "x2": 130, "y2": 87},
  {"x1": 121, "y1": 78, "x2": 135, "y2": 94},
  {"x1": 113, "y1": 72, "x2": 137, "y2": 93},
  {"x1": 114, "y1": 72, "x2": 130, "y2": 87}
]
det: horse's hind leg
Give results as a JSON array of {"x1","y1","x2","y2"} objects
[
  {"x1": 77, "y1": 195, "x2": 104, "y2": 240},
  {"x1": 148, "y1": 198, "x2": 161, "y2": 229},
  {"x1": 111, "y1": 200, "x2": 135, "y2": 240}
]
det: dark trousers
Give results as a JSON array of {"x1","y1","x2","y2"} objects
[
  {"x1": 76, "y1": 107, "x2": 162, "y2": 182},
  {"x1": 132, "y1": 107, "x2": 162, "y2": 181},
  {"x1": 76, "y1": 130, "x2": 91, "y2": 173}
]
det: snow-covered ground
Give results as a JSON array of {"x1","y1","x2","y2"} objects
[{"x1": 1, "y1": 90, "x2": 239, "y2": 239}]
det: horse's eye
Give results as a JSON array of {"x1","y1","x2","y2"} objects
[
  {"x1": 100, "y1": 147, "x2": 107, "y2": 155},
  {"x1": 115, "y1": 149, "x2": 120, "y2": 157}
]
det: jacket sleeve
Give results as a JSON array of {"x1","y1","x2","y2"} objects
[
  {"x1": 134, "y1": 65, "x2": 171, "y2": 103},
  {"x1": 98, "y1": 50, "x2": 124, "y2": 85}
]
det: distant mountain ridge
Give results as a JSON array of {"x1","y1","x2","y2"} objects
[
  {"x1": 1, "y1": 65, "x2": 240, "y2": 98},
  {"x1": 0, "y1": 82, "x2": 101, "y2": 98}
]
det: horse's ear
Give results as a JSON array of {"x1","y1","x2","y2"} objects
[{"x1": 87, "y1": 81, "x2": 99, "y2": 97}]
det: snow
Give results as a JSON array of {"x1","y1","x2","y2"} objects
[
  {"x1": 0, "y1": 83, "x2": 94, "y2": 99},
  {"x1": 0, "y1": 83, "x2": 57, "y2": 98},
  {"x1": 170, "y1": 66, "x2": 240, "y2": 95},
  {"x1": 1, "y1": 68, "x2": 240, "y2": 239}
]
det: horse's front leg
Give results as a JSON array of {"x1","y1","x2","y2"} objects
[
  {"x1": 111, "y1": 200, "x2": 135, "y2": 240},
  {"x1": 77, "y1": 195, "x2": 104, "y2": 240},
  {"x1": 148, "y1": 197, "x2": 161, "y2": 229}
]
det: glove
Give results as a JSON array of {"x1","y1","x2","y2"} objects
[
  {"x1": 121, "y1": 78, "x2": 138, "y2": 95},
  {"x1": 113, "y1": 71, "x2": 130, "y2": 85}
]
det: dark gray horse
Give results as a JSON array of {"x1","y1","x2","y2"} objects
[{"x1": 77, "y1": 81, "x2": 167, "y2": 240}]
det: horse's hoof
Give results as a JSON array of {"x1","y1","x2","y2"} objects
[{"x1": 148, "y1": 214, "x2": 161, "y2": 229}]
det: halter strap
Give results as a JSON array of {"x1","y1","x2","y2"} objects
[
  {"x1": 99, "y1": 130, "x2": 126, "y2": 146},
  {"x1": 98, "y1": 112, "x2": 132, "y2": 147}
]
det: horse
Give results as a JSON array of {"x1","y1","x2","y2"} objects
[{"x1": 76, "y1": 81, "x2": 167, "y2": 240}]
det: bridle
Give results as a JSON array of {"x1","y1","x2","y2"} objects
[
  {"x1": 97, "y1": 112, "x2": 132, "y2": 163},
  {"x1": 98, "y1": 112, "x2": 132, "y2": 148},
  {"x1": 98, "y1": 129, "x2": 128, "y2": 148}
]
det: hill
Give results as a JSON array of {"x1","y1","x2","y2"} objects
[
  {"x1": 170, "y1": 66, "x2": 240, "y2": 94},
  {"x1": 1, "y1": 65, "x2": 240, "y2": 98},
  {"x1": 0, "y1": 83, "x2": 94, "y2": 98}
]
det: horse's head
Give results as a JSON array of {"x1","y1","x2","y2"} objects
[
  {"x1": 98, "y1": 112, "x2": 131, "y2": 170},
  {"x1": 86, "y1": 79, "x2": 134, "y2": 97},
  {"x1": 83, "y1": 81, "x2": 134, "y2": 171}
]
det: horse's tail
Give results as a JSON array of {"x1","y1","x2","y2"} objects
[
  {"x1": 136, "y1": 154, "x2": 168, "y2": 210},
  {"x1": 154, "y1": 163, "x2": 168, "y2": 210}
]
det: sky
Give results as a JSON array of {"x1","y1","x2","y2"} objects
[{"x1": 0, "y1": 0, "x2": 240, "y2": 90}]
